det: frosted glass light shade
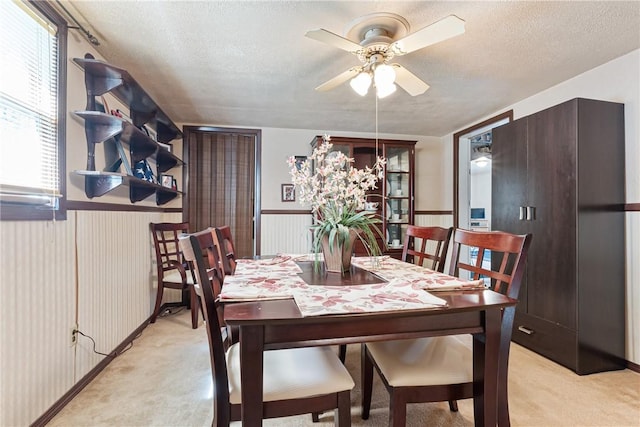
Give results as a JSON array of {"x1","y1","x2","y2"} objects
[
  {"x1": 373, "y1": 63, "x2": 396, "y2": 87},
  {"x1": 350, "y1": 72, "x2": 372, "y2": 96},
  {"x1": 376, "y1": 83, "x2": 397, "y2": 98}
]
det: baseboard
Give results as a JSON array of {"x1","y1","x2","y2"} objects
[
  {"x1": 30, "y1": 318, "x2": 151, "y2": 427},
  {"x1": 627, "y1": 359, "x2": 640, "y2": 373}
]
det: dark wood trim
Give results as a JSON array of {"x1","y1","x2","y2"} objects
[
  {"x1": 261, "y1": 209, "x2": 312, "y2": 215},
  {"x1": 415, "y1": 210, "x2": 453, "y2": 215},
  {"x1": 30, "y1": 319, "x2": 151, "y2": 427},
  {"x1": 66, "y1": 200, "x2": 181, "y2": 213},
  {"x1": 453, "y1": 110, "x2": 514, "y2": 228},
  {"x1": 627, "y1": 359, "x2": 640, "y2": 373},
  {"x1": 625, "y1": 203, "x2": 640, "y2": 211}
]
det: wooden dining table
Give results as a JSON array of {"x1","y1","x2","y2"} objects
[{"x1": 222, "y1": 258, "x2": 517, "y2": 427}]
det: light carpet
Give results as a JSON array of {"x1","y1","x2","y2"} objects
[{"x1": 48, "y1": 309, "x2": 640, "y2": 426}]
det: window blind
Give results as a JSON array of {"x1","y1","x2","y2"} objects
[{"x1": 0, "y1": 0, "x2": 61, "y2": 209}]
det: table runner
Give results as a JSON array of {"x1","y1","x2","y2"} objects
[{"x1": 221, "y1": 255, "x2": 483, "y2": 315}]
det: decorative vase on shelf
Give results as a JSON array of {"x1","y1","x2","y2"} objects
[{"x1": 320, "y1": 229, "x2": 359, "y2": 273}]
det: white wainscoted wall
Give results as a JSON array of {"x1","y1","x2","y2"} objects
[
  {"x1": 0, "y1": 211, "x2": 182, "y2": 426},
  {"x1": 260, "y1": 213, "x2": 314, "y2": 255}
]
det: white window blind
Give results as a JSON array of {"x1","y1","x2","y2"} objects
[{"x1": 0, "y1": 0, "x2": 61, "y2": 210}]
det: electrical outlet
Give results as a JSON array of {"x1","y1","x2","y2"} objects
[{"x1": 70, "y1": 324, "x2": 78, "y2": 347}]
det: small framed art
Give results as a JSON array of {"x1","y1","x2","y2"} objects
[
  {"x1": 281, "y1": 184, "x2": 295, "y2": 202},
  {"x1": 160, "y1": 174, "x2": 174, "y2": 188}
]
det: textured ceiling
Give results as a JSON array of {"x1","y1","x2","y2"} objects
[{"x1": 63, "y1": 1, "x2": 640, "y2": 137}]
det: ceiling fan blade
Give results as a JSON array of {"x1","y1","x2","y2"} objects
[
  {"x1": 391, "y1": 15, "x2": 465, "y2": 56},
  {"x1": 305, "y1": 29, "x2": 363, "y2": 54},
  {"x1": 315, "y1": 67, "x2": 362, "y2": 92},
  {"x1": 392, "y1": 64, "x2": 430, "y2": 96}
]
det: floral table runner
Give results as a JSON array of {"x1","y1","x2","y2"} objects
[{"x1": 221, "y1": 255, "x2": 484, "y2": 315}]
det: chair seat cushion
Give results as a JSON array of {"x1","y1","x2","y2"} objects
[
  {"x1": 366, "y1": 335, "x2": 472, "y2": 387},
  {"x1": 227, "y1": 344, "x2": 354, "y2": 404},
  {"x1": 163, "y1": 269, "x2": 195, "y2": 285}
]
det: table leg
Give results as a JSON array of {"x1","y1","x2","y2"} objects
[
  {"x1": 239, "y1": 325, "x2": 264, "y2": 426},
  {"x1": 474, "y1": 308, "x2": 501, "y2": 426}
]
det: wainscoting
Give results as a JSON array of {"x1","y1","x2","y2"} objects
[{"x1": 0, "y1": 210, "x2": 181, "y2": 426}]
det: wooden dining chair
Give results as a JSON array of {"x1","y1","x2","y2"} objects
[
  {"x1": 179, "y1": 233, "x2": 354, "y2": 427},
  {"x1": 401, "y1": 225, "x2": 453, "y2": 272},
  {"x1": 149, "y1": 222, "x2": 198, "y2": 329},
  {"x1": 361, "y1": 228, "x2": 532, "y2": 427},
  {"x1": 213, "y1": 225, "x2": 237, "y2": 275}
]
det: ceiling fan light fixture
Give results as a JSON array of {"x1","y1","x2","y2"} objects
[
  {"x1": 376, "y1": 82, "x2": 396, "y2": 99},
  {"x1": 350, "y1": 72, "x2": 372, "y2": 96},
  {"x1": 373, "y1": 63, "x2": 396, "y2": 87}
]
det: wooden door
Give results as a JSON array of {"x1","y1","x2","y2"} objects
[
  {"x1": 527, "y1": 102, "x2": 577, "y2": 330},
  {"x1": 491, "y1": 117, "x2": 530, "y2": 305},
  {"x1": 184, "y1": 127, "x2": 261, "y2": 257}
]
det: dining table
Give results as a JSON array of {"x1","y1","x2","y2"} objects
[{"x1": 222, "y1": 254, "x2": 516, "y2": 427}]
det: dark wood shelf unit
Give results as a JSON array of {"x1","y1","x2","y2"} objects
[
  {"x1": 492, "y1": 98, "x2": 625, "y2": 374},
  {"x1": 73, "y1": 55, "x2": 184, "y2": 205},
  {"x1": 73, "y1": 57, "x2": 182, "y2": 143},
  {"x1": 310, "y1": 135, "x2": 416, "y2": 258},
  {"x1": 72, "y1": 171, "x2": 182, "y2": 205}
]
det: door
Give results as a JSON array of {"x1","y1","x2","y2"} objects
[
  {"x1": 527, "y1": 102, "x2": 577, "y2": 329},
  {"x1": 184, "y1": 127, "x2": 261, "y2": 257},
  {"x1": 492, "y1": 118, "x2": 530, "y2": 304}
]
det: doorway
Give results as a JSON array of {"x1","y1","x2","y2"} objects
[
  {"x1": 183, "y1": 126, "x2": 261, "y2": 257},
  {"x1": 453, "y1": 111, "x2": 513, "y2": 230},
  {"x1": 453, "y1": 111, "x2": 512, "y2": 278}
]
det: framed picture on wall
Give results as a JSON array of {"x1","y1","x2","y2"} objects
[
  {"x1": 281, "y1": 184, "x2": 295, "y2": 202},
  {"x1": 160, "y1": 174, "x2": 174, "y2": 188}
]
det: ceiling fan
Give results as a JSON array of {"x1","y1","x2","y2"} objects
[{"x1": 306, "y1": 12, "x2": 465, "y2": 98}]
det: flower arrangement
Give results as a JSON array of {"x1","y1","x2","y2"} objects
[{"x1": 287, "y1": 135, "x2": 386, "y2": 269}]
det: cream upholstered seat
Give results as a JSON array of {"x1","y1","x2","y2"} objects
[
  {"x1": 226, "y1": 344, "x2": 355, "y2": 404},
  {"x1": 179, "y1": 232, "x2": 354, "y2": 427},
  {"x1": 365, "y1": 335, "x2": 472, "y2": 388},
  {"x1": 361, "y1": 229, "x2": 532, "y2": 427}
]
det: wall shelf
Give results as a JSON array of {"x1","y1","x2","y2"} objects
[{"x1": 73, "y1": 55, "x2": 184, "y2": 205}]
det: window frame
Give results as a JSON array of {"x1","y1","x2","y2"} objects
[{"x1": 0, "y1": 0, "x2": 68, "y2": 221}]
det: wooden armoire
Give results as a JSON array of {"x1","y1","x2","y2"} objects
[{"x1": 491, "y1": 98, "x2": 626, "y2": 374}]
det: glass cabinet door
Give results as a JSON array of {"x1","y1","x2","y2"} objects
[{"x1": 384, "y1": 145, "x2": 412, "y2": 250}]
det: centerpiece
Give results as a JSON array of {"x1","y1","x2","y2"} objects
[{"x1": 287, "y1": 135, "x2": 386, "y2": 273}]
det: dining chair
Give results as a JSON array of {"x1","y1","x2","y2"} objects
[
  {"x1": 213, "y1": 225, "x2": 237, "y2": 275},
  {"x1": 401, "y1": 225, "x2": 453, "y2": 272},
  {"x1": 179, "y1": 233, "x2": 355, "y2": 427},
  {"x1": 149, "y1": 222, "x2": 198, "y2": 329},
  {"x1": 361, "y1": 228, "x2": 532, "y2": 427}
]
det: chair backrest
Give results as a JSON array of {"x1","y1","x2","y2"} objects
[
  {"x1": 401, "y1": 225, "x2": 453, "y2": 272},
  {"x1": 150, "y1": 222, "x2": 191, "y2": 283},
  {"x1": 179, "y1": 233, "x2": 231, "y2": 426},
  {"x1": 448, "y1": 228, "x2": 532, "y2": 300},
  {"x1": 214, "y1": 225, "x2": 237, "y2": 275}
]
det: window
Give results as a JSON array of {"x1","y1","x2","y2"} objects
[{"x1": 0, "y1": 0, "x2": 67, "y2": 220}]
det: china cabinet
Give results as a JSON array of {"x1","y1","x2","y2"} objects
[
  {"x1": 310, "y1": 136, "x2": 416, "y2": 257},
  {"x1": 72, "y1": 55, "x2": 184, "y2": 205},
  {"x1": 492, "y1": 98, "x2": 625, "y2": 374}
]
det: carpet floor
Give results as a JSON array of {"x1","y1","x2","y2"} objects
[{"x1": 48, "y1": 308, "x2": 640, "y2": 426}]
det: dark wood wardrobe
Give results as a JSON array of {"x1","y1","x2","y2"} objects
[{"x1": 491, "y1": 98, "x2": 626, "y2": 374}]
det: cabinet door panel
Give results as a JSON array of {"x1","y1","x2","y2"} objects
[
  {"x1": 491, "y1": 119, "x2": 530, "y2": 307},
  {"x1": 527, "y1": 102, "x2": 577, "y2": 329}
]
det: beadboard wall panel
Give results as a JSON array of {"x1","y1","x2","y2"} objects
[
  {"x1": 75, "y1": 211, "x2": 170, "y2": 376},
  {"x1": 0, "y1": 219, "x2": 76, "y2": 427},
  {"x1": 0, "y1": 210, "x2": 182, "y2": 426},
  {"x1": 260, "y1": 214, "x2": 313, "y2": 255}
]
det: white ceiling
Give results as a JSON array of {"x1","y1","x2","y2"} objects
[{"x1": 62, "y1": 1, "x2": 640, "y2": 137}]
